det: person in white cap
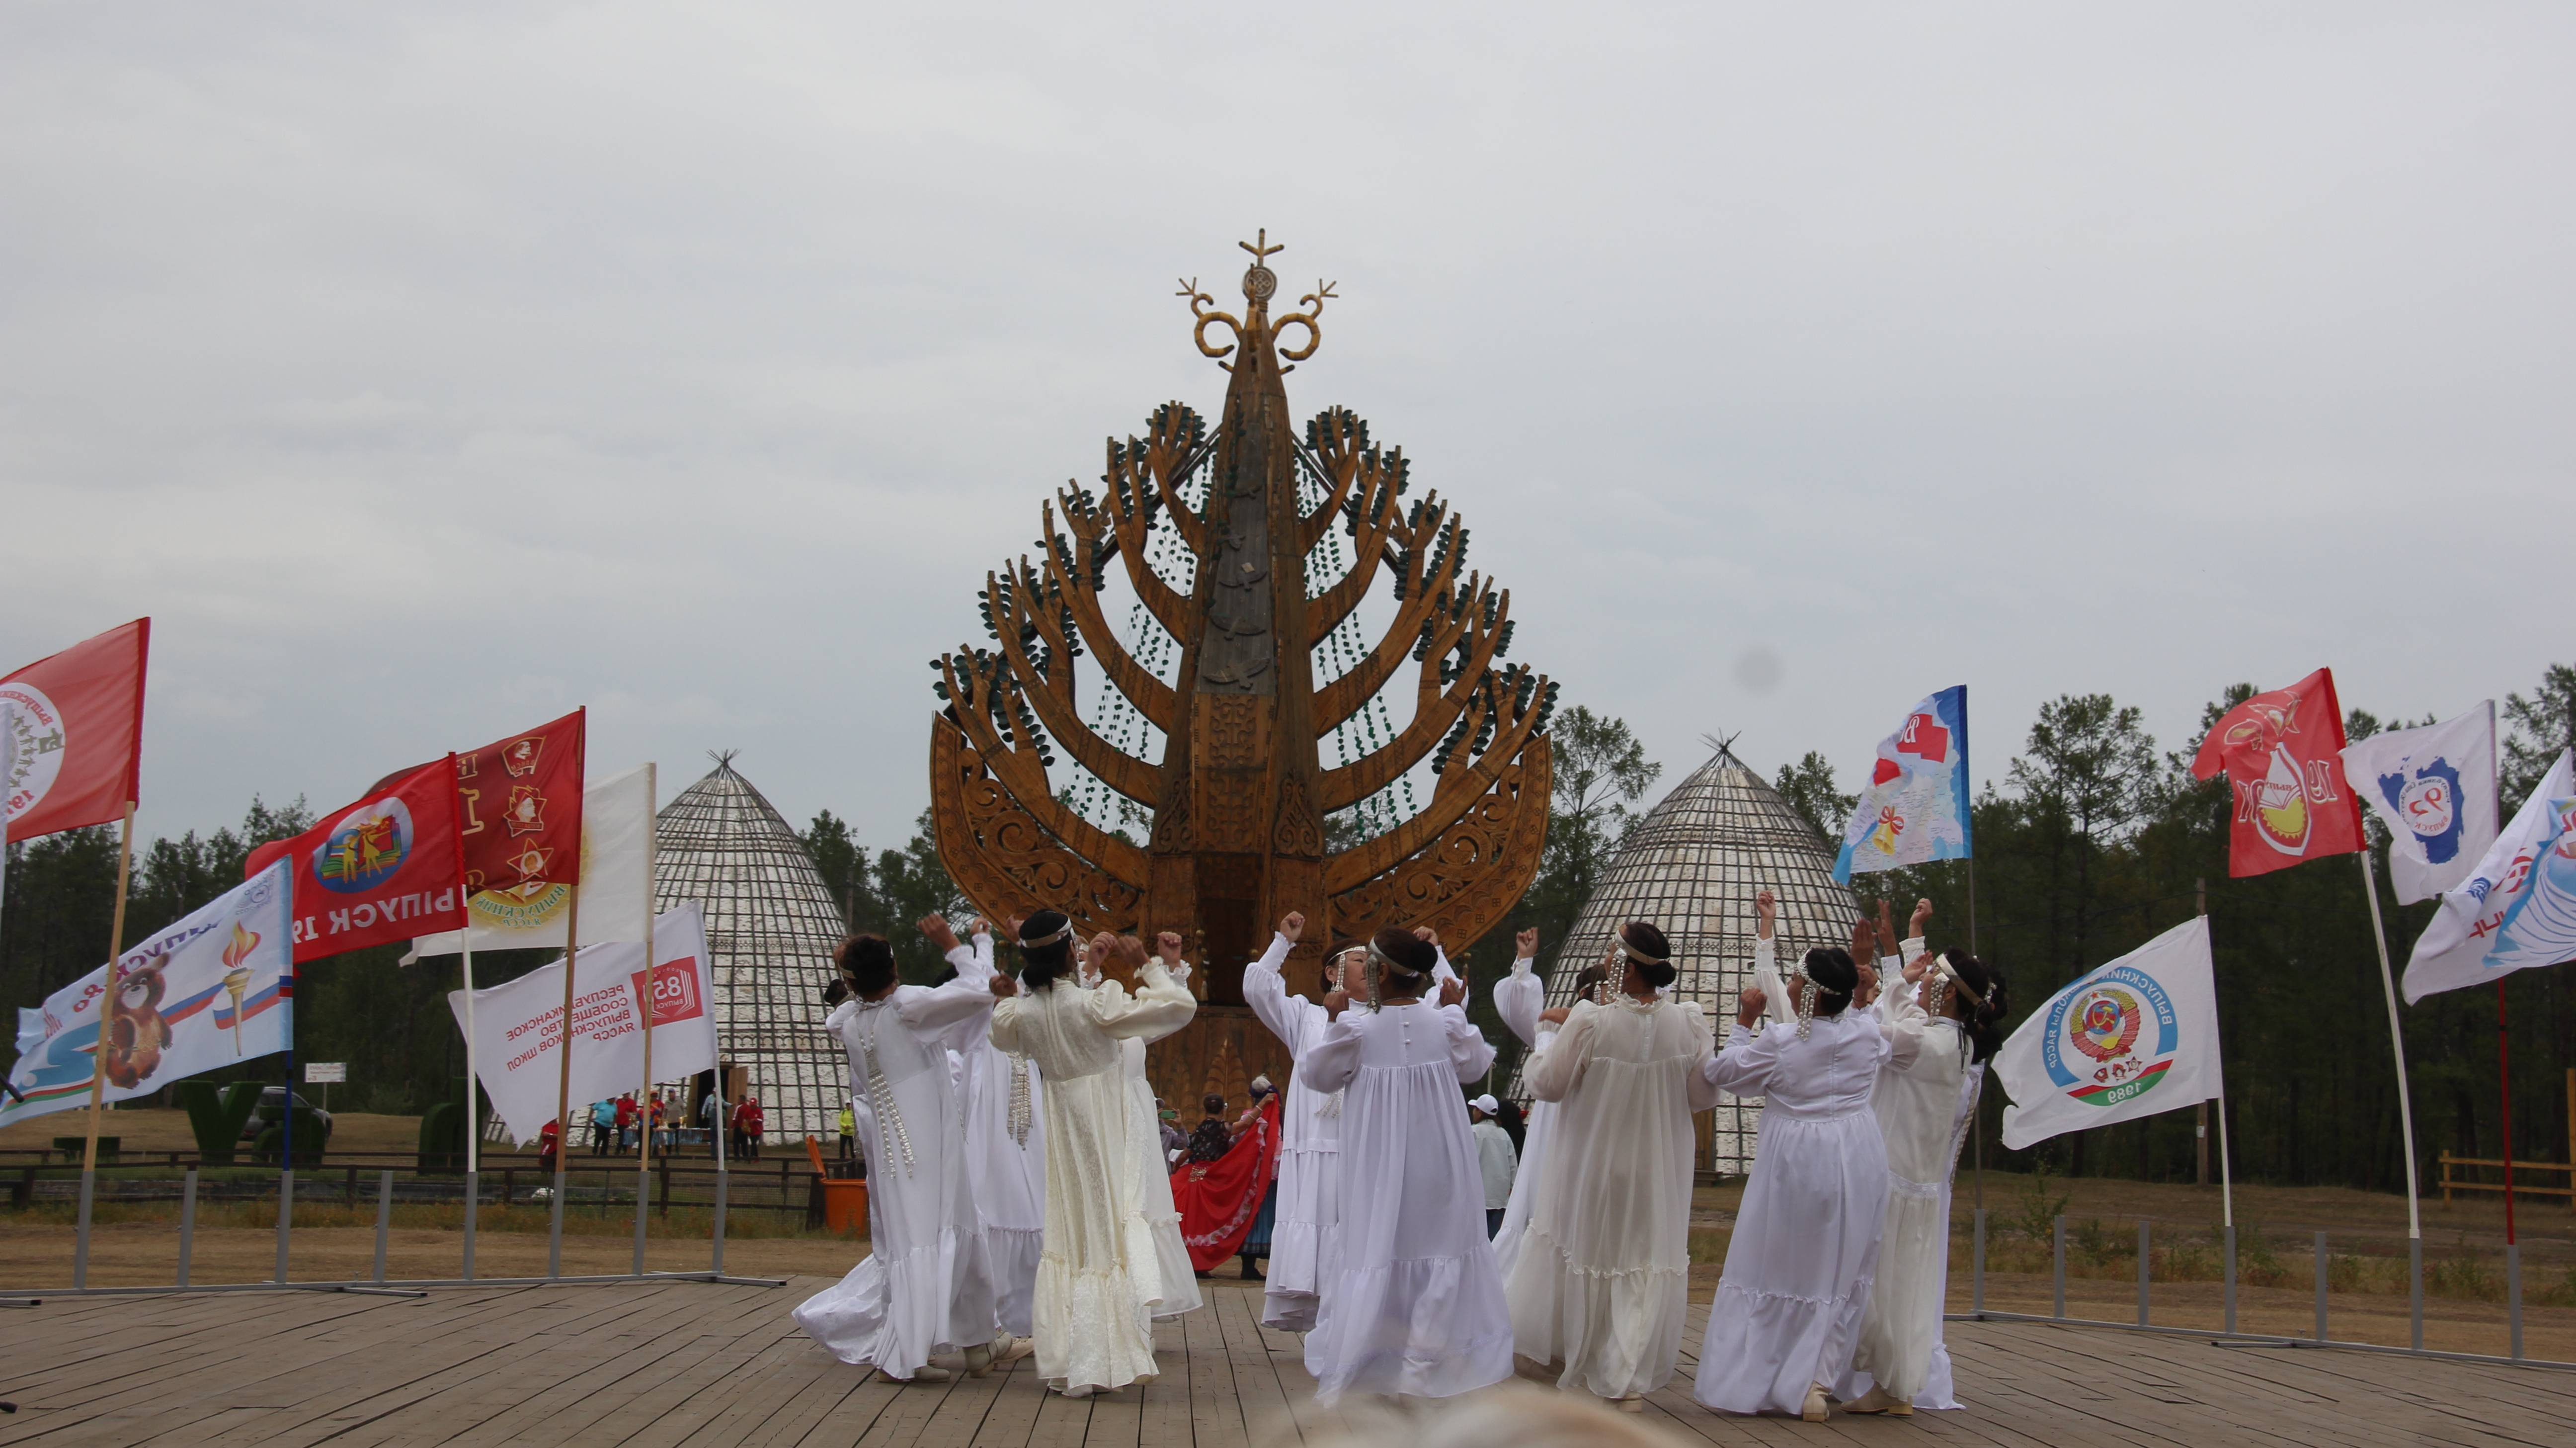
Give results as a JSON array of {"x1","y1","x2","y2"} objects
[{"x1": 1468, "y1": 1094, "x2": 1518, "y2": 1238}]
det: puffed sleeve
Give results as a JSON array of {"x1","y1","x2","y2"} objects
[
  {"x1": 1434, "y1": 945, "x2": 1465, "y2": 1008},
  {"x1": 1749, "y1": 936, "x2": 1797, "y2": 1029},
  {"x1": 1087, "y1": 959, "x2": 1199, "y2": 1041},
  {"x1": 942, "y1": 936, "x2": 1001, "y2": 1053},
  {"x1": 1445, "y1": 1003, "x2": 1496, "y2": 1083},
  {"x1": 1524, "y1": 1001, "x2": 1599, "y2": 1102},
  {"x1": 1683, "y1": 1004, "x2": 1725, "y2": 1112},
  {"x1": 1242, "y1": 933, "x2": 1306, "y2": 1053},
  {"x1": 1493, "y1": 955, "x2": 1545, "y2": 1048},
  {"x1": 895, "y1": 976, "x2": 999, "y2": 1045},
  {"x1": 947, "y1": 934, "x2": 996, "y2": 986},
  {"x1": 1701, "y1": 1018, "x2": 1787, "y2": 1099},
  {"x1": 1877, "y1": 976, "x2": 1929, "y2": 1074},
  {"x1": 1299, "y1": 1014, "x2": 1365, "y2": 1095},
  {"x1": 989, "y1": 994, "x2": 1028, "y2": 1055}
]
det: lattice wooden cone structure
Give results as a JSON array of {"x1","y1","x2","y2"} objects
[{"x1": 928, "y1": 235, "x2": 1556, "y2": 1101}]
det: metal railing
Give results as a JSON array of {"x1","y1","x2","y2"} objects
[
  {"x1": 1958, "y1": 1208, "x2": 2571, "y2": 1371},
  {"x1": 3, "y1": 1152, "x2": 825, "y2": 1300}
]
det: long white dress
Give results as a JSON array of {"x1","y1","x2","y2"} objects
[
  {"x1": 1487, "y1": 955, "x2": 1556, "y2": 1279},
  {"x1": 990, "y1": 961, "x2": 1198, "y2": 1395},
  {"x1": 1691, "y1": 938, "x2": 1892, "y2": 1416},
  {"x1": 1297, "y1": 998, "x2": 1511, "y2": 1405},
  {"x1": 943, "y1": 932, "x2": 1047, "y2": 1339},
  {"x1": 793, "y1": 978, "x2": 1002, "y2": 1378},
  {"x1": 1241, "y1": 932, "x2": 1342, "y2": 1332},
  {"x1": 1505, "y1": 992, "x2": 1721, "y2": 1399},
  {"x1": 1074, "y1": 952, "x2": 1202, "y2": 1321},
  {"x1": 1844, "y1": 949, "x2": 1983, "y2": 1410}
]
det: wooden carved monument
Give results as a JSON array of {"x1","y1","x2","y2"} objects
[{"x1": 927, "y1": 235, "x2": 1556, "y2": 1103}]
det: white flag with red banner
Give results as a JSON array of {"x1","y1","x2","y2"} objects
[{"x1": 445, "y1": 902, "x2": 716, "y2": 1142}]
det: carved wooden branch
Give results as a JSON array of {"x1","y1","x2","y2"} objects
[
  {"x1": 939, "y1": 652, "x2": 1151, "y2": 883},
  {"x1": 991, "y1": 562, "x2": 1161, "y2": 805}
]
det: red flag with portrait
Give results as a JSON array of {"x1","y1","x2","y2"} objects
[
  {"x1": 2, "y1": 619, "x2": 149, "y2": 840},
  {"x1": 1171, "y1": 1096, "x2": 1281, "y2": 1271},
  {"x1": 2189, "y1": 668, "x2": 2367, "y2": 878},
  {"x1": 246, "y1": 757, "x2": 468, "y2": 961},
  {"x1": 454, "y1": 709, "x2": 587, "y2": 937}
]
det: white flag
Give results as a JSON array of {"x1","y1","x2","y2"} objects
[
  {"x1": 1997, "y1": 916, "x2": 2224, "y2": 1151},
  {"x1": 2340, "y1": 704, "x2": 2499, "y2": 905},
  {"x1": 3, "y1": 862, "x2": 297, "y2": 1127},
  {"x1": 408, "y1": 764, "x2": 653, "y2": 958},
  {"x1": 446, "y1": 902, "x2": 718, "y2": 1142},
  {"x1": 2401, "y1": 751, "x2": 2576, "y2": 1004}
]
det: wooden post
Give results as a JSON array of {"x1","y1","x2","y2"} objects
[{"x1": 78, "y1": 806, "x2": 140, "y2": 1173}]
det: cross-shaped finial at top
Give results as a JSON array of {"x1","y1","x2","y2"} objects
[{"x1": 1240, "y1": 229, "x2": 1284, "y2": 264}]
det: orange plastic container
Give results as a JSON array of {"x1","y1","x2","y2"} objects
[{"x1": 806, "y1": 1135, "x2": 870, "y2": 1236}]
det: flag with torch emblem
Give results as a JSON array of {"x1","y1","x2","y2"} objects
[{"x1": 2190, "y1": 668, "x2": 2367, "y2": 878}]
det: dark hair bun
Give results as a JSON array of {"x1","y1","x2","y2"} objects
[
  {"x1": 1370, "y1": 928, "x2": 1438, "y2": 978},
  {"x1": 1803, "y1": 945, "x2": 1858, "y2": 1017},
  {"x1": 835, "y1": 935, "x2": 898, "y2": 998}
]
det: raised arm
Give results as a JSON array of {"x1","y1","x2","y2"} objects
[
  {"x1": 1299, "y1": 1014, "x2": 1366, "y2": 1096},
  {"x1": 1443, "y1": 1002, "x2": 1497, "y2": 1084},
  {"x1": 1090, "y1": 958, "x2": 1199, "y2": 1041},
  {"x1": 1701, "y1": 1020, "x2": 1786, "y2": 1098},
  {"x1": 896, "y1": 976, "x2": 1000, "y2": 1049},
  {"x1": 1683, "y1": 1004, "x2": 1725, "y2": 1111},
  {"x1": 1243, "y1": 915, "x2": 1308, "y2": 1052},
  {"x1": 1492, "y1": 928, "x2": 1545, "y2": 1047}
]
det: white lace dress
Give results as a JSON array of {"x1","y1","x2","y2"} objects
[
  {"x1": 1691, "y1": 939, "x2": 1891, "y2": 1416},
  {"x1": 942, "y1": 932, "x2": 1046, "y2": 1339},
  {"x1": 1121, "y1": 1013, "x2": 1202, "y2": 1319},
  {"x1": 1487, "y1": 956, "x2": 1555, "y2": 1279},
  {"x1": 1297, "y1": 999, "x2": 1511, "y2": 1405},
  {"x1": 792, "y1": 978, "x2": 1002, "y2": 1378},
  {"x1": 1844, "y1": 956, "x2": 1983, "y2": 1409},
  {"x1": 990, "y1": 961, "x2": 1197, "y2": 1394},
  {"x1": 1505, "y1": 992, "x2": 1720, "y2": 1399}
]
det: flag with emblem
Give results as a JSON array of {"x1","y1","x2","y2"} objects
[
  {"x1": 2401, "y1": 751, "x2": 2576, "y2": 1003},
  {"x1": 1, "y1": 619, "x2": 149, "y2": 842},
  {"x1": 408, "y1": 761, "x2": 655, "y2": 958},
  {"x1": 2189, "y1": 668, "x2": 2367, "y2": 878},
  {"x1": 1997, "y1": 916, "x2": 2225, "y2": 1150},
  {"x1": 2340, "y1": 703, "x2": 2500, "y2": 905},
  {"x1": 245, "y1": 757, "x2": 468, "y2": 961},
  {"x1": 402, "y1": 710, "x2": 590, "y2": 953},
  {"x1": 1833, "y1": 685, "x2": 1972, "y2": 883}
]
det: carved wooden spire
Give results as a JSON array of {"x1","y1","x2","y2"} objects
[{"x1": 929, "y1": 237, "x2": 1556, "y2": 1003}]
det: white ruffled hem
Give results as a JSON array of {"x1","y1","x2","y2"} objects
[
  {"x1": 1304, "y1": 1255, "x2": 1514, "y2": 1406},
  {"x1": 793, "y1": 1228, "x2": 989, "y2": 1379}
]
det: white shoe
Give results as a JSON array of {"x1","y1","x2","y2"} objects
[
  {"x1": 989, "y1": 1335, "x2": 1034, "y2": 1367},
  {"x1": 1059, "y1": 1383, "x2": 1096, "y2": 1399},
  {"x1": 1801, "y1": 1384, "x2": 1831, "y2": 1422},
  {"x1": 886, "y1": 1365, "x2": 953, "y2": 1385}
]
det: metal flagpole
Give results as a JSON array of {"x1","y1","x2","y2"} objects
[
  {"x1": 74, "y1": 804, "x2": 137, "y2": 1291},
  {"x1": 2357, "y1": 848, "x2": 2425, "y2": 1347},
  {"x1": 548, "y1": 881, "x2": 584, "y2": 1279},
  {"x1": 454, "y1": 757, "x2": 481, "y2": 1281},
  {"x1": 634, "y1": 763, "x2": 657, "y2": 1278},
  {"x1": 2198, "y1": 877, "x2": 2237, "y2": 1333}
]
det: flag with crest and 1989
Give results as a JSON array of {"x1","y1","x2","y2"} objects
[{"x1": 2189, "y1": 668, "x2": 2367, "y2": 878}]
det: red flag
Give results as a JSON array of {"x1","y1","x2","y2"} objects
[
  {"x1": 1171, "y1": 1096, "x2": 1282, "y2": 1271},
  {"x1": 247, "y1": 757, "x2": 468, "y2": 961},
  {"x1": 1, "y1": 619, "x2": 149, "y2": 840},
  {"x1": 2190, "y1": 667, "x2": 2367, "y2": 878},
  {"x1": 456, "y1": 709, "x2": 586, "y2": 934}
]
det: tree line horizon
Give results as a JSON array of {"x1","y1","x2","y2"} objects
[{"x1": 4, "y1": 661, "x2": 2570, "y2": 1196}]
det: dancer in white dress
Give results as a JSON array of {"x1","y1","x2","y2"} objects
[
  {"x1": 987, "y1": 910, "x2": 1198, "y2": 1397},
  {"x1": 924, "y1": 914, "x2": 1047, "y2": 1340},
  {"x1": 1505, "y1": 922, "x2": 1720, "y2": 1410},
  {"x1": 1692, "y1": 891, "x2": 1890, "y2": 1422},
  {"x1": 1489, "y1": 934, "x2": 1603, "y2": 1279},
  {"x1": 1085, "y1": 930, "x2": 1204, "y2": 1321},
  {"x1": 1298, "y1": 928, "x2": 1511, "y2": 1405},
  {"x1": 793, "y1": 935, "x2": 1020, "y2": 1383},
  {"x1": 1844, "y1": 901, "x2": 2007, "y2": 1417}
]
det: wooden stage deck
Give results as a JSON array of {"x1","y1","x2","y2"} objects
[{"x1": 2, "y1": 1277, "x2": 2570, "y2": 1447}]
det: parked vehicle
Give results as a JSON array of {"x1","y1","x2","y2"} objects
[{"x1": 241, "y1": 1086, "x2": 333, "y2": 1144}]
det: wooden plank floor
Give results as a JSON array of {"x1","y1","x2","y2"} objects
[{"x1": 1, "y1": 1277, "x2": 2570, "y2": 1447}]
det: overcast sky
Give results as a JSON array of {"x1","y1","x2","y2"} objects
[{"x1": 5, "y1": 3, "x2": 2570, "y2": 855}]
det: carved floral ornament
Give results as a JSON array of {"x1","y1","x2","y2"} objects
[{"x1": 927, "y1": 234, "x2": 1557, "y2": 969}]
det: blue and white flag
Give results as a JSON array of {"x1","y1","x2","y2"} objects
[
  {"x1": 1998, "y1": 916, "x2": 2224, "y2": 1150},
  {"x1": 2402, "y1": 751, "x2": 2576, "y2": 1003},
  {"x1": 2, "y1": 860, "x2": 296, "y2": 1127},
  {"x1": 2340, "y1": 703, "x2": 2499, "y2": 905},
  {"x1": 1833, "y1": 685, "x2": 1972, "y2": 883}
]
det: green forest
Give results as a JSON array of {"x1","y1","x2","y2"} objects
[{"x1": 5, "y1": 662, "x2": 2571, "y2": 1199}]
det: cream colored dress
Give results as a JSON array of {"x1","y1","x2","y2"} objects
[{"x1": 990, "y1": 961, "x2": 1197, "y2": 1394}]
